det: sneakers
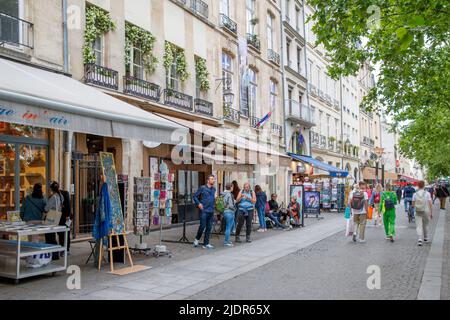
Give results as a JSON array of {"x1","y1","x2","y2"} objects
[
  {"x1": 353, "y1": 234, "x2": 357, "y2": 243},
  {"x1": 202, "y1": 244, "x2": 214, "y2": 250},
  {"x1": 390, "y1": 236, "x2": 395, "y2": 243},
  {"x1": 235, "y1": 237, "x2": 242, "y2": 243},
  {"x1": 193, "y1": 239, "x2": 199, "y2": 247},
  {"x1": 418, "y1": 240, "x2": 423, "y2": 246},
  {"x1": 257, "y1": 229, "x2": 264, "y2": 233},
  {"x1": 424, "y1": 238, "x2": 430, "y2": 243},
  {"x1": 358, "y1": 239, "x2": 366, "y2": 243},
  {"x1": 246, "y1": 238, "x2": 252, "y2": 243},
  {"x1": 224, "y1": 242, "x2": 234, "y2": 247}
]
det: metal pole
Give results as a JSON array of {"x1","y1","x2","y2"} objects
[
  {"x1": 62, "y1": 0, "x2": 69, "y2": 74},
  {"x1": 382, "y1": 164, "x2": 385, "y2": 188}
]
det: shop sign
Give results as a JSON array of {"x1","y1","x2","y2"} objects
[
  {"x1": 0, "y1": 107, "x2": 15, "y2": 116},
  {"x1": 1, "y1": 104, "x2": 69, "y2": 127}
]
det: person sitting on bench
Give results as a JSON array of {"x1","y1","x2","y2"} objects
[{"x1": 267, "y1": 194, "x2": 288, "y2": 229}]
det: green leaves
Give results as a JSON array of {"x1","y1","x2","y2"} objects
[
  {"x1": 164, "y1": 42, "x2": 190, "y2": 83},
  {"x1": 195, "y1": 57, "x2": 210, "y2": 92},
  {"x1": 125, "y1": 23, "x2": 158, "y2": 75}
]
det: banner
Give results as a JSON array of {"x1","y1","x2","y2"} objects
[{"x1": 304, "y1": 191, "x2": 320, "y2": 217}]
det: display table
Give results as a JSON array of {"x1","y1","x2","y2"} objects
[{"x1": 0, "y1": 222, "x2": 68, "y2": 283}]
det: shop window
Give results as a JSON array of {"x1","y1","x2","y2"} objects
[{"x1": 0, "y1": 122, "x2": 48, "y2": 140}]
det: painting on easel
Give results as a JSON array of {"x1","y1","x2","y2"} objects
[{"x1": 99, "y1": 152, "x2": 124, "y2": 235}]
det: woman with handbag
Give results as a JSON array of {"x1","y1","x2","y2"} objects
[
  {"x1": 255, "y1": 185, "x2": 267, "y2": 232},
  {"x1": 44, "y1": 181, "x2": 64, "y2": 260}
]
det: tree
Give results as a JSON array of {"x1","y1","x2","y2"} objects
[{"x1": 307, "y1": 0, "x2": 450, "y2": 180}]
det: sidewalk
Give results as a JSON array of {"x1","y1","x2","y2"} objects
[{"x1": 0, "y1": 212, "x2": 344, "y2": 300}]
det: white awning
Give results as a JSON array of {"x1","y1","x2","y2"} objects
[{"x1": 0, "y1": 59, "x2": 187, "y2": 143}]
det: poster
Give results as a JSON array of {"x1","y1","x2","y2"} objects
[
  {"x1": 290, "y1": 185, "x2": 304, "y2": 215},
  {"x1": 99, "y1": 152, "x2": 124, "y2": 235},
  {"x1": 304, "y1": 191, "x2": 321, "y2": 217},
  {"x1": 149, "y1": 157, "x2": 159, "y2": 178}
]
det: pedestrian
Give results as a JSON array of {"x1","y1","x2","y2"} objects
[
  {"x1": 222, "y1": 183, "x2": 236, "y2": 247},
  {"x1": 403, "y1": 183, "x2": 416, "y2": 214},
  {"x1": 267, "y1": 194, "x2": 288, "y2": 229},
  {"x1": 255, "y1": 185, "x2": 267, "y2": 232},
  {"x1": 412, "y1": 180, "x2": 433, "y2": 246},
  {"x1": 369, "y1": 184, "x2": 383, "y2": 226},
  {"x1": 20, "y1": 183, "x2": 47, "y2": 223},
  {"x1": 45, "y1": 181, "x2": 65, "y2": 260},
  {"x1": 348, "y1": 181, "x2": 369, "y2": 243},
  {"x1": 235, "y1": 182, "x2": 256, "y2": 243},
  {"x1": 380, "y1": 183, "x2": 398, "y2": 243},
  {"x1": 396, "y1": 186, "x2": 402, "y2": 204},
  {"x1": 59, "y1": 188, "x2": 72, "y2": 255},
  {"x1": 435, "y1": 182, "x2": 449, "y2": 210},
  {"x1": 193, "y1": 175, "x2": 217, "y2": 249},
  {"x1": 231, "y1": 180, "x2": 241, "y2": 234}
]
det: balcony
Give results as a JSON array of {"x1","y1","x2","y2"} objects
[
  {"x1": 363, "y1": 136, "x2": 375, "y2": 147},
  {"x1": 311, "y1": 132, "x2": 320, "y2": 146},
  {"x1": 0, "y1": 12, "x2": 34, "y2": 49},
  {"x1": 320, "y1": 135, "x2": 327, "y2": 149},
  {"x1": 328, "y1": 139, "x2": 335, "y2": 151},
  {"x1": 249, "y1": 116, "x2": 261, "y2": 128},
  {"x1": 190, "y1": 0, "x2": 209, "y2": 19},
  {"x1": 163, "y1": 89, "x2": 193, "y2": 112},
  {"x1": 223, "y1": 106, "x2": 240, "y2": 124},
  {"x1": 268, "y1": 49, "x2": 280, "y2": 65},
  {"x1": 123, "y1": 76, "x2": 161, "y2": 102},
  {"x1": 285, "y1": 100, "x2": 315, "y2": 127},
  {"x1": 246, "y1": 33, "x2": 261, "y2": 51},
  {"x1": 84, "y1": 64, "x2": 119, "y2": 90},
  {"x1": 219, "y1": 14, "x2": 237, "y2": 35},
  {"x1": 271, "y1": 123, "x2": 283, "y2": 137},
  {"x1": 194, "y1": 98, "x2": 213, "y2": 117}
]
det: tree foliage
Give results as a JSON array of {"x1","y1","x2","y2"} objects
[{"x1": 307, "y1": 0, "x2": 450, "y2": 180}]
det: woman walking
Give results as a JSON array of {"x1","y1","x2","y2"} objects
[
  {"x1": 255, "y1": 185, "x2": 267, "y2": 232},
  {"x1": 222, "y1": 183, "x2": 236, "y2": 247},
  {"x1": 369, "y1": 184, "x2": 383, "y2": 226},
  {"x1": 380, "y1": 183, "x2": 398, "y2": 243},
  {"x1": 45, "y1": 181, "x2": 65, "y2": 260}
]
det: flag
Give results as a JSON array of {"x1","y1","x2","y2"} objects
[
  {"x1": 255, "y1": 111, "x2": 272, "y2": 128},
  {"x1": 298, "y1": 133, "x2": 305, "y2": 146}
]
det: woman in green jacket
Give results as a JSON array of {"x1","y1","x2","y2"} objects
[{"x1": 380, "y1": 183, "x2": 398, "y2": 243}]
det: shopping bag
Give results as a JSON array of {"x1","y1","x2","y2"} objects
[
  {"x1": 344, "y1": 206, "x2": 351, "y2": 219},
  {"x1": 367, "y1": 206, "x2": 373, "y2": 220},
  {"x1": 345, "y1": 218, "x2": 354, "y2": 237},
  {"x1": 44, "y1": 210, "x2": 62, "y2": 226},
  {"x1": 26, "y1": 253, "x2": 52, "y2": 269}
]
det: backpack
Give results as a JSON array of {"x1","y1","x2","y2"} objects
[
  {"x1": 374, "y1": 193, "x2": 381, "y2": 204},
  {"x1": 351, "y1": 191, "x2": 365, "y2": 210},
  {"x1": 215, "y1": 195, "x2": 226, "y2": 214},
  {"x1": 415, "y1": 190, "x2": 427, "y2": 212},
  {"x1": 384, "y1": 196, "x2": 395, "y2": 210}
]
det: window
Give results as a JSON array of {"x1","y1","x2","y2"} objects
[
  {"x1": 248, "y1": 68, "x2": 257, "y2": 117},
  {"x1": 326, "y1": 115, "x2": 330, "y2": 137},
  {"x1": 220, "y1": 0, "x2": 230, "y2": 16},
  {"x1": 285, "y1": 0, "x2": 290, "y2": 20},
  {"x1": 267, "y1": 13, "x2": 274, "y2": 51},
  {"x1": 222, "y1": 52, "x2": 233, "y2": 93},
  {"x1": 246, "y1": 0, "x2": 256, "y2": 35},
  {"x1": 128, "y1": 44, "x2": 144, "y2": 79},
  {"x1": 270, "y1": 79, "x2": 277, "y2": 114},
  {"x1": 297, "y1": 47, "x2": 302, "y2": 73},
  {"x1": 92, "y1": 35, "x2": 103, "y2": 66},
  {"x1": 286, "y1": 38, "x2": 291, "y2": 66},
  {"x1": 166, "y1": 44, "x2": 184, "y2": 91},
  {"x1": 316, "y1": 66, "x2": 321, "y2": 89},
  {"x1": 295, "y1": 7, "x2": 301, "y2": 31},
  {"x1": 0, "y1": 0, "x2": 23, "y2": 46}
]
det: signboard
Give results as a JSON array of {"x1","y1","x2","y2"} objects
[{"x1": 304, "y1": 191, "x2": 320, "y2": 217}]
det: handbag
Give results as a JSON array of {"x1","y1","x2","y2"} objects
[
  {"x1": 44, "y1": 210, "x2": 62, "y2": 226},
  {"x1": 367, "y1": 206, "x2": 373, "y2": 220},
  {"x1": 344, "y1": 206, "x2": 351, "y2": 219},
  {"x1": 345, "y1": 218, "x2": 354, "y2": 237}
]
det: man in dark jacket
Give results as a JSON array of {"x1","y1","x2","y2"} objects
[
  {"x1": 58, "y1": 189, "x2": 72, "y2": 253},
  {"x1": 193, "y1": 175, "x2": 216, "y2": 249},
  {"x1": 436, "y1": 183, "x2": 449, "y2": 210}
]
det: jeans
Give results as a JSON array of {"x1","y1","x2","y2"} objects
[
  {"x1": 195, "y1": 211, "x2": 214, "y2": 246},
  {"x1": 404, "y1": 199, "x2": 412, "y2": 211},
  {"x1": 257, "y1": 205, "x2": 266, "y2": 229},
  {"x1": 267, "y1": 212, "x2": 285, "y2": 228},
  {"x1": 236, "y1": 209, "x2": 253, "y2": 239},
  {"x1": 223, "y1": 210, "x2": 235, "y2": 244}
]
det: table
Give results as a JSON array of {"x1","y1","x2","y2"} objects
[{"x1": 0, "y1": 223, "x2": 68, "y2": 283}]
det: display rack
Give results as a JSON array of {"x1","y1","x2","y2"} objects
[
  {"x1": 130, "y1": 177, "x2": 152, "y2": 256},
  {"x1": 0, "y1": 223, "x2": 68, "y2": 284}
]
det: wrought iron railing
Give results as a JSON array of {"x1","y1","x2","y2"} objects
[
  {"x1": 0, "y1": 12, "x2": 34, "y2": 48},
  {"x1": 223, "y1": 106, "x2": 240, "y2": 123},
  {"x1": 250, "y1": 116, "x2": 261, "y2": 128},
  {"x1": 163, "y1": 89, "x2": 193, "y2": 112},
  {"x1": 191, "y1": 0, "x2": 209, "y2": 19},
  {"x1": 194, "y1": 98, "x2": 213, "y2": 116},
  {"x1": 328, "y1": 139, "x2": 335, "y2": 151},
  {"x1": 311, "y1": 132, "x2": 320, "y2": 146},
  {"x1": 271, "y1": 123, "x2": 283, "y2": 137},
  {"x1": 123, "y1": 76, "x2": 161, "y2": 102},
  {"x1": 268, "y1": 49, "x2": 280, "y2": 65},
  {"x1": 363, "y1": 136, "x2": 375, "y2": 147},
  {"x1": 219, "y1": 14, "x2": 237, "y2": 35},
  {"x1": 247, "y1": 33, "x2": 261, "y2": 51},
  {"x1": 84, "y1": 64, "x2": 119, "y2": 90},
  {"x1": 285, "y1": 100, "x2": 315, "y2": 124},
  {"x1": 320, "y1": 135, "x2": 327, "y2": 149}
]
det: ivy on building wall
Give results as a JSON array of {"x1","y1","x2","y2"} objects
[
  {"x1": 125, "y1": 23, "x2": 158, "y2": 75},
  {"x1": 195, "y1": 57, "x2": 210, "y2": 92},
  {"x1": 163, "y1": 42, "x2": 190, "y2": 82},
  {"x1": 83, "y1": 5, "x2": 116, "y2": 65}
]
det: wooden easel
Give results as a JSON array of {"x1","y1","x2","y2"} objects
[{"x1": 98, "y1": 231, "x2": 134, "y2": 272}]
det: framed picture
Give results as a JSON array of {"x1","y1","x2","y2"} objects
[
  {"x1": 149, "y1": 157, "x2": 159, "y2": 178},
  {"x1": 304, "y1": 191, "x2": 321, "y2": 217}
]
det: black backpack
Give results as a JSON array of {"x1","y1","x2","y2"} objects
[{"x1": 351, "y1": 191, "x2": 365, "y2": 210}]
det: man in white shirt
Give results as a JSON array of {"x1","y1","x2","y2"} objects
[
  {"x1": 348, "y1": 181, "x2": 369, "y2": 243},
  {"x1": 413, "y1": 180, "x2": 433, "y2": 246}
]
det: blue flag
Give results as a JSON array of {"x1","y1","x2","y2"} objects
[{"x1": 298, "y1": 134, "x2": 305, "y2": 146}]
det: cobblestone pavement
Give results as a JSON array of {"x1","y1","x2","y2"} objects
[{"x1": 192, "y1": 202, "x2": 449, "y2": 300}]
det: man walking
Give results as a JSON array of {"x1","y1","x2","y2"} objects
[
  {"x1": 348, "y1": 181, "x2": 369, "y2": 243},
  {"x1": 412, "y1": 181, "x2": 433, "y2": 246},
  {"x1": 193, "y1": 175, "x2": 217, "y2": 249},
  {"x1": 435, "y1": 182, "x2": 449, "y2": 211}
]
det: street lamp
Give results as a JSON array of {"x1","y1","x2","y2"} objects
[{"x1": 223, "y1": 88, "x2": 235, "y2": 106}]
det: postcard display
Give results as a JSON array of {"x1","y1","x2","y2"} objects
[
  {"x1": 152, "y1": 162, "x2": 174, "y2": 227},
  {"x1": 133, "y1": 177, "x2": 152, "y2": 236}
]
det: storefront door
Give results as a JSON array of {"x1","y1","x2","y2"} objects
[
  {"x1": 176, "y1": 170, "x2": 203, "y2": 223},
  {"x1": 0, "y1": 123, "x2": 49, "y2": 219}
]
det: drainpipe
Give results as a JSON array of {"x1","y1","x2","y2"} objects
[
  {"x1": 62, "y1": 0, "x2": 69, "y2": 74},
  {"x1": 279, "y1": 5, "x2": 288, "y2": 152},
  {"x1": 301, "y1": 1, "x2": 311, "y2": 156}
]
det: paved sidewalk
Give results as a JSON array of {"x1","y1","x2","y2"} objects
[{"x1": 0, "y1": 213, "x2": 344, "y2": 299}]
